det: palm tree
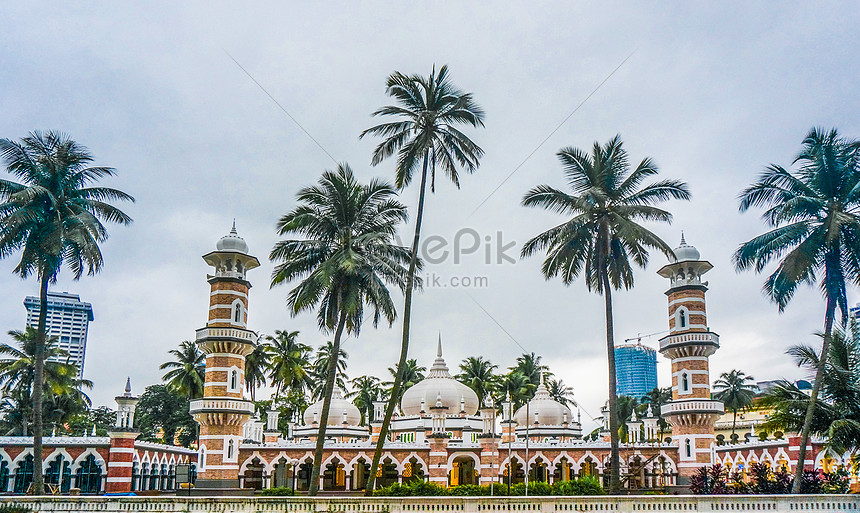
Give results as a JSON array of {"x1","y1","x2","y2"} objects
[
  {"x1": 733, "y1": 127, "x2": 860, "y2": 491},
  {"x1": 346, "y1": 376, "x2": 384, "y2": 426},
  {"x1": 510, "y1": 352, "x2": 552, "y2": 388},
  {"x1": 269, "y1": 164, "x2": 411, "y2": 495},
  {"x1": 640, "y1": 387, "x2": 672, "y2": 441},
  {"x1": 310, "y1": 341, "x2": 348, "y2": 400},
  {"x1": 244, "y1": 342, "x2": 272, "y2": 402},
  {"x1": 713, "y1": 370, "x2": 758, "y2": 438},
  {"x1": 495, "y1": 371, "x2": 535, "y2": 411},
  {"x1": 760, "y1": 324, "x2": 860, "y2": 454},
  {"x1": 456, "y1": 356, "x2": 498, "y2": 406},
  {"x1": 0, "y1": 131, "x2": 133, "y2": 493},
  {"x1": 521, "y1": 136, "x2": 690, "y2": 493},
  {"x1": 383, "y1": 358, "x2": 426, "y2": 404},
  {"x1": 159, "y1": 340, "x2": 205, "y2": 400},
  {"x1": 266, "y1": 330, "x2": 313, "y2": 402},
  {"x1": 360, "y1": 65, "x2": 485, "y2": 493},
  {"x1": 547, "y1": 378, "x2": 575, "y2": 407}
]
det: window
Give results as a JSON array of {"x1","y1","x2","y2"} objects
[
  {"x1": 685, "y1": 439, "x2": 692, "y2": 458},
  {"x1": 76, "y1": 454, "x2": 103, "y2": 494},
  {"x1": 682, "y1": 373, "x2": 689, "y2": 392},
  {"x1": 231, "y1": 370, "x2": 239, "y2": 391},
  {"x1": 13, "y1": 454, "x2": 34, "y2": 493},
  {"x1": 227, "y1": 440, "x2": 234, "y2": 460},
  {"x1": 0, "y1": 460, "x2": 9, "y2": 493},
  {"x1": 234, "y1": 304, "x2": 242, "y2": 323},
  {"x1": 679, "y1": 310, "x2": 687, "y2": 328}
]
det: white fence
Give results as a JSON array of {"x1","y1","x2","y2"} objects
[{"x1": 1, "y1": 495, "x2": 857, "y2": 513}]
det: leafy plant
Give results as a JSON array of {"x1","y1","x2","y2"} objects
[{"x1": 259, "y1": 486, "x2": 295, "y2": 496}]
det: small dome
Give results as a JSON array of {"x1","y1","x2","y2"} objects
[
  {"x1": 400, "y1": 336, "x2": 480, "y2": 416},
  {"x1": 671, "y1": 233, "x2": 700, "y2": 262},
  {"x1": 514, "y1": 380, "x2": 573, "y2": 426},
  {"x1": 216, "y1": 221, "x2": 250, "y2": 254},
  {"x1": 303, "y1": 386, "x2": 362, "y2": 426}
]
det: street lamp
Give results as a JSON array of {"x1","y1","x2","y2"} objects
[{"x1": 502, "y1": 392, "x2": 513, "y2": 496}]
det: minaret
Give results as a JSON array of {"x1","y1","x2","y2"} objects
[
  {"x1": 657, "y1": 234, "x2": 724, "y2": 483},
  {"x1": 106, "y1": 378, "x2": 140, "y2": 493},
  {"x1": 189, "y1": 224, "x2": 260, "y2": 493}
]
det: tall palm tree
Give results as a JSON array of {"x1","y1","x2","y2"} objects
[
  {"x1": 383, "y1": 358, "x2": 426, "y2": 404},
  {"x1": 159, "y1": 340, "x2": 205, "y2": 400},
  {"x1": 346, "y1": 375, "x2": 384, "y2": 426},
  {"x1": 640, "y1": 386, "x2": 672, "y2": 440},
  {"x1": 0, "y1": 131, "x2": 133, "y2": 493},
  {"x1": 360, "y1": 65, "x2": 485, "y2": 493},
  {"x1": 521, "y1": 136, "x2": 690, "y2": 493},
  {"x1": 547, "y1": 378, "x2": 575, "y2": 407},
  {"x1": 760, "y1": 324, "x2": 860, "y2": 455},
  {"x1": 713, "y1": 370, "x2": 758, "y2": 438},
  {"x1": 266, "y1": 330, "x2": 313, "y2": 402},
  {"x1": 733, "y1": 127, "x2": 860, "y2": 491},
  {"x1": 310, "y1": 341, "x2": 348, "y2": 400},
  {"x1": 510, "y1": 352, "x2": 552, "y2": 388},
  {"x1": 269, "y1": 164, "x2": 411, "y2": 495},
  {"x1": 495, "y1": 371, "x2": 535, "y2": 411},
  {"x1": 244, "y1": 342, "x2": 272, "y2": 402},
  {"x1": 456, "y1": 356, "x2": 498, "y2": 406}
]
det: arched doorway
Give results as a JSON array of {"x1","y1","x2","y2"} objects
[
  {"x1": 351, "y1": 458, "x2": 370, "y2": 491},
  {"x1": 554, "y1": 457, "x2": 572, "y2": 482},
  {"x1": 449, "y1": 456, "x2": 477, "y2": 486},
  {"x1": 529, "y1": 460, "x2": 548, "y2": 483},
  {"x1": 243, "y1": 457, "x2": 265, "y2": 490},
  {"x1": 323, "y1": 459, "x2": 346, "y2": 491},
  {"x1": 579, "y1": 456, "x2": 597, "y2": 479},
  {"x1": 377, "y1": 458, "x2": 399, "y2": 488},
  {"x1": 403, "y1": 456, "x2": 425, "y2": 484},
  {"x1": 501, "y1": 458, "x2": 524, "y2": 485},
  {"x1": 75, "y1": 454, "x2": 103, "y2": 494},
  {"x1": 296, "y1": 459, "x2": 313, "y2": 491},
  {"x1": 45, "y1": 454, "x2": 71, "y2": 493},
  {"x1": 13, "y1": 454, "x2": 34, "y2": 494},
  {"x1": 271, "y1": 458, "x2": 291, "y2": 489}
]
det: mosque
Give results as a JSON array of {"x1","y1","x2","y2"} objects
[{"x1": 0, "y1": 227, "x2": 837, "y2": 495}]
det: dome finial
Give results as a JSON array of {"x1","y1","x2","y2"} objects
[
  {"x1": 680, "y1": 231, "x2": 686, "y2": 245},
  {"x1": 124, "y1": 377, "x2": 132, "y2": 396},
  {"x1": 231, "y1": 219, "x2": 237, "y2": 234},
  {"x1": 437, "y1": 332, "x2": 442, "y2": 358}
]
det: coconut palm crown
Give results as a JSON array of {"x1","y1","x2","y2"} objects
[{"x1": 521, "y1": 135, "x2": 690, "y2": 493}]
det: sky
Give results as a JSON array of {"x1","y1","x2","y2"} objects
[{"x1": 1, "y1": 2, "x2": 859, "y2": 432}]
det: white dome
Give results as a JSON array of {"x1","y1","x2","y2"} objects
[
  {"x1": 303, "y1": 386, "x2": 362, "y2": 426},
  {"x1": 216, "y1": 222, "x2": 250, "y2": 254},
  {"x1": 514, "y1": 381, "x2": 573, "y2": 426},
  {"x1": 400, "y1": 337, "x2": 480, "y2": 416},
  {"x1": 671, "y1": 233, "x2": 700, "y2": 262}
]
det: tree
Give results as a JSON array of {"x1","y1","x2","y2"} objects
[
  {"x1": 760, "y1": 323, "x2": 860, "y2": 454},
  {"x1": 456, "y1": 356, "x2": 498, "y2": 406},
  {"x1": 0, "y1": 131, "x2": 134, "y2": 493},
  {"x1": 310, "y1": 341, "x2": 348, "y2": 400},
  {"x1": 346, "y1": 375, "x2": 384, "y2": 426},
  {"x1": 713, "y1": 370, "x2": 758, "y2": 438},
  {"x1": 266, "y1": 330, "x2": 313, "y2": 402},
  {"x1": 733, "y1": 127, "x2": 860, "y2": 491},
  {"x1": 495, "y1": 371, "x2": 536, "y2": 411},
  {"x1": 383, "y1": 358, "x2": 426, "y2": 404},
  {"x1": 547, "y1": 378, "x2": 576, "y2": 407},
  {"x1": 521, "y1": 136, "x2": 690, "y2": 493},
  {"x1": 244, "y1": 341, "x2": 272, "y2": 402},
  {"x1": 159, "y1": 340, "x2": 205, "y2": 400},
  {"x1": 510, "y1": 352, "x2": 551, "y2": 388},
  {"x1": 640, "y1": 387, "x2": 672, "y2": 440},
  {"x1": 360, "y1": 65, "x2": 485, "y2": 494},
  {"x1": 135, "y1": 384, "x2": 197, "y2": 447},
  {"x1": 269, "y1": 164, "x2": 411, "y2": 495}
]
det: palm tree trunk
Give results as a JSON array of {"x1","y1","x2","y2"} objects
[
  {"x1": 600, "y1": 259, "x2": 621, "y2": 493},
  {"x1": 731, "y1": 410, "x2": 737, "y2": 439},
  {"x1": 791, "y1": 295, "x2": 836, "y2": 493},
  {"x1": 308, "y1": 309, "x2": 348, "y2": 496},
  {"x1": 31, "y1": 273, "x2": 48, "y2": 495},
  {"x1": 365, "y1": 153, "x2": 430, "y2": 495}
]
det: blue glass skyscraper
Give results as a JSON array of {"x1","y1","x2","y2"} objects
[{"x1": 614, "y1": 342, "x2": 658, "y2": 399}]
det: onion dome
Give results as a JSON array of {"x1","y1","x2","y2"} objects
[
  {"x1": 514, "y1": 378, "x2": 573, "y2": 426},
  {"x1": 400, "y1": 335, "x2": 480, "y2": 416},
  {"x1": 303, "y1": 386, "x2": 362, "y2": 426},
  {"x1": 671, "y1": 232, "x2": 700, "y2": 263},
  {"x1": 216, "y1": 220, "x2": 250, "y2": 254}
]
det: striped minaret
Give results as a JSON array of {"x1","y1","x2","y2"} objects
[
  {"x1": 106, "y1": 378, "x2": 140, "y2": 493},
  {"x1": 190, "y1": 223, "x2": 259, "y2": 492},
  {"x1": 657, "y1": 234, "x2": 724, "y2": 483}
]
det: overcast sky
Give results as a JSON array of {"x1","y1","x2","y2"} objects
[{"x1": 2, "y1": 2, "x2": 859, "y2": 432}]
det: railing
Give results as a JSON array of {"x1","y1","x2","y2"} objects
[
  {"x1": 659, "y1": 331, "x2": 719, "y2": 350},
  {"x1": 1, "y1": 495, "x2": 857, "y2": 513},
  {"x1": 189, "y1": 398, "x2": 255, "y2": 414},
  {"x1": 661, "y1": 400, "x2": 724, "y2": 416},
  {"x1": 196, "y1": 326, "x2": 257, "y2": 342}
]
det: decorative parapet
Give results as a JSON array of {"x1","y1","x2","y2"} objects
[
  {"x1": 189, "y1": 398, "x2": 255, "y2": 415},
  {"x1": 661, "y1": 400, "x2": 724, "y2": 416},
  {"x1": 196, "y1": 326, "x2": 258, "y2": 343},
  {"x1": 659, "y1": 331, "x2": 720, "y2": 352}
]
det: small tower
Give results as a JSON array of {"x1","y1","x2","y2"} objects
[
  {"x1": 657, "y1": 235, "x2": 724, "y2": 483},
  {"x1": 106, "y1": 378, "x2": 140, "y2": 493},
  {"x1": 189, "y1": 224, "x2": 260, "y2": 493}
]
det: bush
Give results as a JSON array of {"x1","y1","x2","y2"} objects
[
  {"x1": 0, "y1": 507, "x2": 32, "y2": 513},
  {"x1": 259, "y1": 486, "x2": 295, "y2": 496},
  {"x1": 449, "y1": 484, "x2": 488, "y2": 496},
  {"x1": 552, "y1": 476, "x2": 605, "y2": 496},
  {"x1": 373, "y1": 481, "x2": 449, "y2": 496}
]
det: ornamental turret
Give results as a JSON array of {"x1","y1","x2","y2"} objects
[
  {"x1": 190, "y1": 223, "x2": 259, "y2": 494},
  {"x1": 657, "y1": 234, "x2": 724, "y2": 483}
]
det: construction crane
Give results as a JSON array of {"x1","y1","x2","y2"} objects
[{"x1": 621, "y1": 329, "x2": 669, "y2": 346}]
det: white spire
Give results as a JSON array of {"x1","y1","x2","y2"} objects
[
  {"x1": 437, "y1": 332, "x2": 442, "y2": 358},
  {"x1": 680, "y1": 231, "x2": 686, "y2": 245},
  {"x1": 124, "y1": 377, "x2": 132, "y2": 396},
  {"x1": 428, "y1": 333, "x2": 450, "y2": 377}
]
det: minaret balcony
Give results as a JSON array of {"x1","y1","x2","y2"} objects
[
  {"x1": 661, "y1": 400, "x2": 724, "y2": 416},
  {"x1": 190, "y1": 398, "x2": 255, "y2": 416},
  {"x1": 196, "y1": 326, "x2": 258, "y2": 343},
  {"x1": 659, "y1": 331, "x2": 719, "y2": 354}
]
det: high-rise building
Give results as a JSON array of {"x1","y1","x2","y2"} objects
[
  {"x1": 24, "y1": 291, "x2": 94, "y2": 378},
  {"x1": 614, "y1": 342, "x2": 658, "y2": 398}
]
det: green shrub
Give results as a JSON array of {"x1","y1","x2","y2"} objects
[
  {"x1": 259, "y1": 486, "x2": 295, "y2": 496},
  {"x1": 0, "y1": 506, "x2": 33, "y2": 513},
  {"x1": 449, "y1": 484, "x2": 488, "y2": 496},
  {"x1": 551, "y1": 477, "x2": 605, "y2": 496},
  {"x1": 373, "y1": 480, "x2": 449, "y2": 496}
]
